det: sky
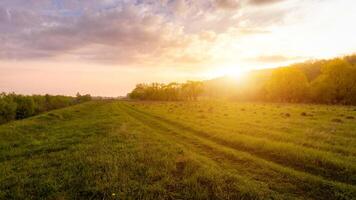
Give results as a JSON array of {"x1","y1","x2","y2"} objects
[{"x1": 0, "y1": 0, "x2": 355, "y2": 96}]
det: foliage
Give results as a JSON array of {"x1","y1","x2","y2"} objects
[
  {"x1": 12, "y1": 95, "x2": 35, "y2": 119},
  {"x1": 128, "y1": 81, "x2": 204, "y2": 101},
  {"x1": 311, "y1": 59, "x2": 356, "y2": 104},
  {"x1": 0, "y1": 93, "x2": 17, "y2": 124},
  {"x1": 0, "y1": 93, "x2": 92, "y2": 124},
  {"x1": 128, "y1": 55, "x2": 356, "y2": 105},
  {"x1": 265, "y1": 67, "x2": 310, "y2": 102},
  {"x1": 76, "y1": 92, "x2": 92, "y2": 103}
]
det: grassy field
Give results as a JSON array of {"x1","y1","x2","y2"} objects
[{"x1": 0, "y1": 100, "x2": 356, "y2": 199}]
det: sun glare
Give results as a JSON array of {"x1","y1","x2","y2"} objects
[
  {"x1": 226, "y1": 67, "x2": 249, "y2": 80},
  {"x1": 203, "y1": 67, "x2": 249, "y2": 80}
]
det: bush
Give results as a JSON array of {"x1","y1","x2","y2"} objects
[
  {"x1": 13, "y1": 96, "x2": 35, "y2": 119},
  {"x1": 0, "y1": 96, "x2": 17, "y2": 123},
  {"x1": 76, "y1": 93, "x2": 92, "y2": 103}
]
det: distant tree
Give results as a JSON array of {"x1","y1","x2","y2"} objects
[
  {"x1": 0, "y1": 93, "x2": 17, "y2": 123},
  {"x1": 0, "y1": 92, "x2": 90, "y2": 124},
  {"x1": 265, "y1": 67, "x2": 310, "y2": 102},
  {"x1": 182, "y1": 81, "x2": 204, "y2": 101},
  {"x1": 76, "y1": 92, "x2": 92, "y2": 103},
  {"x1": 292, "y1": 60, "x2": 325, "y2": 82},
  {"x1": 32, "y1": 95, "x2": 47, "y2": 113},
  {"x1": 127, "y1": 54, "x2": 356, "y2": 104},
  {"x1": 129, "y1": 84, "x2": 147, "y2": 100},
  {"x1": 344, "y1": 54, "x2": 356, "y2": 66},
  {"x1": 128, "y1": 81, "x2": 204, "y2": 101},
  {"x1": 311, "y1": 59, "x2": 356, "y2": 104},
  {"x1": 164, "y1": 82, "x2": 181, "y2": 101},
  {"x1": 12, "y1": 95, "x2": 35, "y2": 119}
]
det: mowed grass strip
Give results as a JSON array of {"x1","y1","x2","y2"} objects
[
  {"x1": 123, "y1": 102, "x2": 356, "y2": 185},
  {"x1": 135, "y1": 101, "x2": 356, "y2": 156},
  {"x1": 0, "y1": 101, "x2": 278, "y2": 199},
  {"x1": 1, "y1": 100, "x2": 355, "y2": 199},
  {"x1": 119, "y1": 102, "x2": 356, "y2": 199},
  {"x1": 161, "y1": 109, "x2": 356, "y2": 157}
]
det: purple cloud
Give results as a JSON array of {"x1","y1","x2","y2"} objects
[{"x1": 0, "y1": 0, "x2": 298, "y2": 65}]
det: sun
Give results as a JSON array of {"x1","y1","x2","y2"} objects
[
  {"x1": 224, "y1": 67, "x2": 249, "y2": 80},
  {"x1": 203, "y1": 66, "x2": 249, "y2": 80}
]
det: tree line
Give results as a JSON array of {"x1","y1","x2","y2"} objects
[
  {"x1": 0, "y1": 93, "x2": 91, "y2": 124},
  {"x1": 260, "y1": 57, "x2": 356, "y2": 104},
  {"x1": 128, "y1": 55, "x2": 356, "y2": 105},
  {"x1": 128, "y1": 81, "x2": 204, "y2": 101}
]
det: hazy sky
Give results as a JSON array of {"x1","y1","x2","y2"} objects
[{"x1": 1, "y1": 0, "x2": 355, "y2": 96}]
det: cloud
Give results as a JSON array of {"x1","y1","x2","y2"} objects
[
  {"x1": 248, "y1": 0, "x2": 285, "y2": 5},
  {"x1": 0, "y1": 0, "x2": 301, "y2": 66},
  {"x1": 2, "y1": 3, "x2": 214, "y2": 67},
  {"x1": 247, "y1": 55, "x2": 304, "y2": 63},
  {"x1": 215, "y1": 0, "x2": 240, "y2": 10},
  {"x1": 214, "y1": 0, "x2": 286, "y2": 9}
]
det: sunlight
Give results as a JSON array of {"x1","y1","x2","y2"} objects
[
  {"x1": 225, "y1": 67, "x2": 249, "y2": 80},
  {"x1": 1, "y1": 1, "x2": 356, "y2": 198},
  {"x1": 203, "y1": 66, "x2": 249, "y2": 80}
]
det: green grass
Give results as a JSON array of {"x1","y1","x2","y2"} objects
[{"x1": 0, "y1": 100, "x2": 355, "y2": 199}]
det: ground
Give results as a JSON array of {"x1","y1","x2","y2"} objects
[{"x1": 0, "y1": 100, "x2": 355, "y2": 199}]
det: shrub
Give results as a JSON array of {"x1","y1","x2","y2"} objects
[
  {"x1": 0, "y1": 97, "x2": 17, "y2": 123},
  {"x1": 13, "y1": 96, "x2": 35, "y2": 119}
]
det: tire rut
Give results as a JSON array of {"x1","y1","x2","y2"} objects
[
  {"x1": 122, "y1": 103, "x2": 356, "y2": 185},
  {"x1": 118, "y1": 103, "x2": 356, "y2": 200}
]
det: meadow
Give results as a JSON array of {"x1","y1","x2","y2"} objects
[{"x1": 0, "y1": 100, "x2": 356, "y2": 199}]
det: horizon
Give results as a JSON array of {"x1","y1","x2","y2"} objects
[
  {"x1": 1, "y1": 2, "x2": 356, "y2": 198},
  {"x1": 1, "y1": 0, "x2": 356, "y2": 96}
]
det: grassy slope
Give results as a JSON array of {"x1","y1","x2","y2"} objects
[{"x1": 0, "y1": 101, "x2": 355, "y2": 199}]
